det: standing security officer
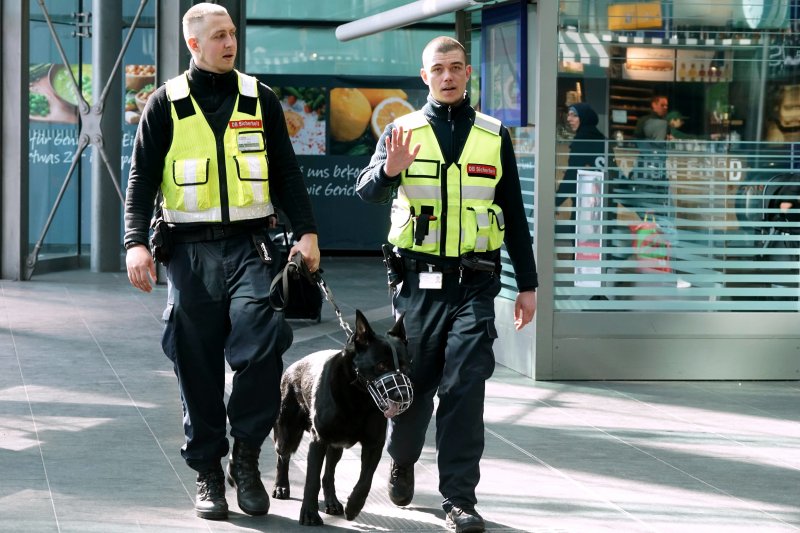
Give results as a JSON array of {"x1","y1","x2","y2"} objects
[
  {"x1": 124, "y1": 3, "x2": 319, "y2": 521},
  {"x1": 357, "y1": 36, "x2": 537, "y2": 533}
]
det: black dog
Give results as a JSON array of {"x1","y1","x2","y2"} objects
[{"x1": 271, "y1": 310, "x2": 411, "y2": 526}]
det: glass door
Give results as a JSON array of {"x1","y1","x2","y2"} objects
[{"x1": 28, "y1": 0, "x2": 91, "y2": 271}]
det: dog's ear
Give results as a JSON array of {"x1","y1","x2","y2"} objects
[
  {"x1": 354, "y1": 309, "x2": 375, "y2": 346},
  {"x1": 388, "y1": 312, "x2": 406, "y2": 343}
]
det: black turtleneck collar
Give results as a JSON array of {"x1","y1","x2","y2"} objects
[
  {"x1": 186, "y1": 60, "x2": 238, "y2": 94},
  {"x1": 424, "y1": 93, "x2": 473, "y2": 121},
  {"x1": 184, "y1": 60, "x2": 239, "y2": 115}
]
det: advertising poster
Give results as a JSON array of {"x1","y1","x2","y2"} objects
[
  {"x1": 622, "y1": 47, "x2": 675, "y2": 82},
  {"x1": 482, "y1": 2, "x2": 526, "y2": 126},
  {"x1": 29, "y1": 63, "x2": 92, "y2": 124},
  {"x1": 328, "y1": 87, "x2": 422, "y2": 156},
  {"x1": 274, "y1": 86, "x2": 327, "y2": 155},
  {"x1": 123, "y1": 64, "x2": 156, "y2": 125},
  {"x1": 675, "y1": 50, "x2": 732, "y2": 83},
  {"x1": 574, "y1": 169, "x2": 604, "y2": 287},
  {"x1": 27, "y1": 20, "x2": 155, "y2": 247}
]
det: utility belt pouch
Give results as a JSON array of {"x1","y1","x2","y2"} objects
[
  {"x1": 381, "y1": 243, "x2": 404, "y2": 289},
  {"x1": 150, "y1": 217, "x2": 172, "y2": 265},
  {"x1": 460, "y1": 254, "x2": 498, "y2": 274}
]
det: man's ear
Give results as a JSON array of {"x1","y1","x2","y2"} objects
[
  {"x1": 465, "y1": 64, "x2": 472, "y2": 80},
  {"x1": 187, "y1": 36, "x2": 200, "y2": 53},
  {"x1": 420, "y1": 67, "x2": 430, "y2": 86}
]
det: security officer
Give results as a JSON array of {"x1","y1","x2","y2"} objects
[
  {"x1": 357, "y1": 36, "x2": 537, "y2": 533},
  {"x1": 124, "y1": 3, "x2": 319, "y2": 521}
]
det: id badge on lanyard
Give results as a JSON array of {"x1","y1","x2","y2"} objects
[{"x1": 419, "y1": 270, "x2": 443, "y2": 289}]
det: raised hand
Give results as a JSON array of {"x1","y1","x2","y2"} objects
[{"x1": 383, "y1": 126, "x2": 421, "y2": 178}]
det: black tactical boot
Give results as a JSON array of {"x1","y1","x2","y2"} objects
[
  {"x1": 445, "y1": 506, "x2": 485, "y2": 533},
  {"x1": 195, "y1": 467, "x2": 228, "y2": 520},
  {"x1": 226, "y1": 440, "x2": 270, "y2": 515},
  {"x1": 387, "y1": 460, "x2": 414, "y2": 506}
]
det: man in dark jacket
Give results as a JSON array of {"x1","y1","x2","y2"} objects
[
  {"x1": 124, "y1": 3, "x2": 318, "y2": 521},
  {"x1": 356, "y1": 36, "x2": 537, "y2": 533},
  {"x1": 634, "y1": 95, "x2": 669, "y2": 141}
]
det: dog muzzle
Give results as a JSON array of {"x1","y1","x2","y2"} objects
[{"x1": 366, "y1": 371, "x2": 414, "y2": 419}]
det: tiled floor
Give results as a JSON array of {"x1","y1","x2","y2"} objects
[{"x1": 1, "y1": 256, "x2": 798, "y2": 532}]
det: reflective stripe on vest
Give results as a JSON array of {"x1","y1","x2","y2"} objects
[
  {"x1": 388, "y1": 110, "x2": 505, "y2": 256},
  {"x1": 160, "y1": 70, "x2": 273, "y2": 223}
]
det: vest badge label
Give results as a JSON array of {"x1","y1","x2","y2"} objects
[
  {"x1": 230, "y1": 119, "x2": 262, "y2": 129},
  {"x1": 467, "y1": 164, "x2": 497, "y2": 178},
  {"x1": 237, "y1": 132, "x2": 265, "y2": 153}
]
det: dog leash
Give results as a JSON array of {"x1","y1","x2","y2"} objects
[{"x1": 269, "y1": 253, "x2": 354, "y2": 338}]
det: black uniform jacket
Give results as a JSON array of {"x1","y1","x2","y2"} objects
[{"x1": 356, "y1": 94, "x2": 538, "y2": 292}]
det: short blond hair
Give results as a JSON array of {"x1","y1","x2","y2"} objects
[
  {"x1": 182, "y1": 3, "x2": 229, "y2": 42},
  {"x1": 422, "y1": 36, "x2": 466, "y2": 67}
]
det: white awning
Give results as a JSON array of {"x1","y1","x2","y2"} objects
[
  {"x1": 558, "y1": 30, "x2": 610, "y2": 68},
  {"x1": 335, "y1": 0, "x2": 488, "y2": 42}
]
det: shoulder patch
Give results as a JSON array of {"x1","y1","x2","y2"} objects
[
  {"x1": 474, "y1": 112, "x2": 502, "y2": 135},
  {"x1": 393, "y1": 110, "x2": 428, "y2": 131},
  {"x1": 165, "y1": 74, "x2": 190, "y2": 101}
]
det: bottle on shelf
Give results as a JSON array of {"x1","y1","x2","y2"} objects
[
  {"x1": 688, "y1": 63, "x2": 697, "y2": 81},
  {"x1": 678, "y1": 62, "x2": 687, "y2": 81}
]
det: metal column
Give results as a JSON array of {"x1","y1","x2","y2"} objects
[
  {"x1": 1, "y1": 0, "x2": 30, "y2": 280},
  {"x1": 156, "y1": 0, "x2": 193, "y2": 82},
  {"x1": 533, "y1": 0, "x2": 559, "y2": 379},
  {"x1": 92, "y1": 1, "x2": 123, "y2": 272}
]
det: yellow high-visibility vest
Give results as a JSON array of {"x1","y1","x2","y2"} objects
[
  {"x1": 160, "y1": 70, "x2": 273, "y2": 223},
  {"x1": 388, "y1": 110, "x2": 505, "y2": 256}
]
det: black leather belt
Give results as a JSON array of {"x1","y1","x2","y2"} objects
[{"x1": 171, "y1": 223, "x2": 262, "y2": 243}]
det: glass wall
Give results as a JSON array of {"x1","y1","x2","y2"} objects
[
  {"x1": 26, "y1": 0, "x2": 155, "y2": 269},
  {"x1": 554, "y1": 0, "x2": 799, "y2": 312}
]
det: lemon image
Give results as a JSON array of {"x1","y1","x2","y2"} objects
[
  {"x1": 358, "y1": 88, "x2": 408, "y2": 108},
  {"x1": 330, "y1": 88, "x2": 372, "y2": 142},
  {"x1": 371, "y1": 97, "x2": 416, "y2": 138}
]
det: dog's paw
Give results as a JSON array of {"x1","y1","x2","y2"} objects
[
  {"x1": 272, "y1": 485, "x2": 290, "y2": 500},
  {"x1": 324, "y1": 498, "x2": 344, "y2": 515},
  {"x1": 344, "y1": 498, "x2": 365, "y2": 521},
  {"x1": 299, "y1": 506, "x2": 324, "y2": 526}
]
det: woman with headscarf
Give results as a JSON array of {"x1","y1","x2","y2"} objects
[{"x1": 556, "y1": 103, "x2": 607, "y2": 237}]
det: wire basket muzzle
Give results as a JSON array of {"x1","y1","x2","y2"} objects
[{"x1": 367, "y1": 371, "x2": 414, "y2": 418}]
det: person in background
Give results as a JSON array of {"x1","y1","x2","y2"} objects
[
  {"x1": 356, "y1": 36, "x2": 537, "y2": 533},
  {"x1": 557, "y1": 103, "x2": 607, "y2": 238},
  {"x1": 765, "y1": 83, "x2": 800, "y2": 143},
  {"x1": 666, "y1": 110, "x2": 692, "y2": 140},
  {"x1": 123, "y1": 3, "x2": 319, "y2": 521},
  {"x1": 632, "y1": 95, "x2": 670, "y2": 205},
  {"x1": 634, "y1": 95, "x2": 669, "y2": 141}
]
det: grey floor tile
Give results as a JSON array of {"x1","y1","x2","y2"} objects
[{"x1": 1, "y1": 266, "x2": 798, "y2": 533}]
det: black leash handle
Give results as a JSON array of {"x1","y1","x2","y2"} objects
[{"x1": 268, "y1": 252, "x2": 353, "y2": 339}]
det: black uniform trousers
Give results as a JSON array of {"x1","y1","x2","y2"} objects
[
  {"x1": 387, "y1": 265, "x2": 500, "y2": 511},
  {"x1": 162, "y1": 231, "x2": 292, "y2": 473}
]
